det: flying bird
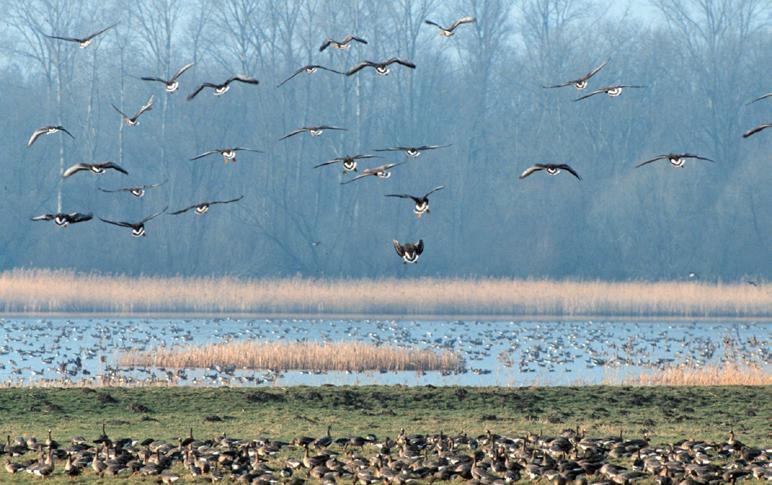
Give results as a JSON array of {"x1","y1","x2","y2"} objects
[
  {"x1": 98, "y1": 180, "x2": 167, "y2": 198},
  {"x1": 374, "y1": 144, "x2": 450, "y2": 158},
  {"x1": 519, "y1": 163, "x2": 582, "y2": 180},
  {"x1": 424, "y1": 16, "x2": 476, "y2": 36},
  {"x1": 313, "y1": 154, "x2": 378, "y2": 173},
  {"x1": 341, "y1": 163, "x2": 403, "y2": 185},
  {"x1": 543, "y1": 60, "x2": 608, "y2": 90},
  {"x1": 742, "y1": 123, "x2": 771, "y2": 138},
  {"x1": 392, "y1": 239, "x2": 424, "y2": 264},
  {"x1": 31, "y1": 212, "x2": 92, "y2": 227},
  {"x1": 277, "y1": 65, "x2": 344, "y2": 87},
  {"x1": 63, "y1": 162, "x2": 128, "y2": 178},
  {"x1": 346, "y1": 58, "x2": 416, "y2": 76},
  {"x1": 99, "y1": 207, "x2": 167, "y2": 238},
  {"x1": 635, "y1": 153, "x2": 714, "y2": 169},
  {"x1": 141, "y1": 62, "x2": 195, "y2": 93},
  {"x1": 280, "y1": 126, "x2": 347, "y2": 141},
  {"x1": 170, "y1": 196, "x2": 244, "y2": 216},
  {"x1": 574, "y1": 85, "x2": 644, "y2": 101},
  {"x1": 112, "y1": 95, "x2": 154, "y2": 126},
  {"x1": 27, "y1": 125, "x2": 74, "y2": 147},
  {"x1": 747, "y1": 93, "x2": 772, "y2": 105},
  {"x1": 190, "y1": 147, "x2": 263, "y2": 164},
  {"x1": 319, "y1": 35, "x2": 368, "y2": 52},
  {"x1": 187, "y1": 75, "x2": 259, "y2": 100},
  {"x1": 43, "y1": 23, "x2": 117, "y2": 48},
  {"x1": 385, "y1": 186, "x2": 445, "y2": 219}
]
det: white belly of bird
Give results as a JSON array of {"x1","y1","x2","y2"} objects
[
  {"x1": 441, "y1": 30, "x2": 454, "y2": 37},
  {"x1": 670, "y1": 158, "x2": 685, "y2": 167},
  {"x1": 575, "y1": 80, "x2": 588, "y2": 90},
  {"x1": 80, "y1": 40, "x2": 92, "y2": 48},
  {"x1": 223, "y1": 151, "x2": 236, "y2": 159},
  {"x1": 195, "y1": 205, "x2": 209, "y2": 215},
  {"x1": 310, "y1": 129, "x2": 323, "y2": 136},
  {"x1": 376, "y1": 172, "x2": 391, "y2": 179},
  {"x1": 132, "y1": 227, "x2": 145, "y2": 237},
  {"x1": 131, "y1": 189, "x2": 145, "y2": 198},
  {"x1": 306, "y1": 67, "x2": 318, "y2": 74},
  {"x1": 165, "y1": 81, "x2": 179, "y2": 93},
  {"x1": 91, "y1": 168, "x2": 105, "y2": 174},
  {"x1": 127, "y1": 119, "x2": 138, "y2": 126},
  {"x1": 54, "y1": 217, "x2": 68, "y2": 227},
  {"x1": 403, "y1": 252, "x2": 419, "y2": 263},
  {"x1": 343, "y1": 161, "x2": 357, "y2": 172},
  {"x1": 376, "y1": 67, "x2": 390, "y2": 75},
  {"x1": 48, "y1": 128, "x2": 58, "y2": 134},
  {"x1": 608, "y1": 87, "x2": 622, "y2": 96},
  {"x1": 414, "y1": 203, "x2": 429, "y2": 217},
  {"x1": 214, "y1": 86, "x2": 230, "y2": 96},
  {"x1": 547, "y1": 168, "x2": 560, "y2": 175}
]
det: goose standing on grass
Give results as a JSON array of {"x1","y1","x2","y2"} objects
[
  {"x1": 43, "y1": 23, "x2": 117, "y2": 48},
  {"x1": 742, "y1": 123, "x2": 771, "y2": 138},
  {"x1": 99, "y1": 207, "x2": 168, "y2": 238},
  {"x1": 31, "y1": 212, "x2": 92, "y2": 227},
  {"x1": 280, "y1": 126, "x2": 347, "y2": 140},
  {"x1": 313, "y1": 154, "x2": 378, "y2": 173},
  {"x1": 393, "y1": 239, "x2": 424, "y2": 264},
  {"x1": 27, "y1": 125, "x2": 74, "y2": 147},
  {"x1": 635, "y1": 153, "x2": 714, "y2": 169},
  {"x1": 187, "y1": 75, "x2": 259, "y2": 100},
  {"x1": 574, "y1": 84, "x2": 644, "y2": 101},
  {"x1": 424, "y1": 16, "x2": 476, "y2": 37},
  {"x1": 112, "y1": 95, "x2": 154, "y2": 126},
  {"x1": 98, "y1": 180, "x2": 167, "y2": 198},
  {"x1": 63, "y1": 161, "x2": 128, "y2": 178},
  {"x1": 346, "y1": 58, "x2": 416, "y2": 76},
  {"x1": 170, "y1": 196, "x2": 244, "y2": 216},
  {"x1": 341, "y1": 163, "x2": 403, "y2": 184},
  {"x1": 385, "y1": 186, "x2": 445, "y2": 219},
  {"x1": 141, "y1": 62, "x2": 195, "y2": 93},
  {"x1": 374, "y1": 144, "x2": 450, "y2": 158},
  {"x1": 319, "y1": 35, "x2": 368, "y2": 52},
  {"x1": 277, "y1": 65, "x2": 344, "y2": 87},
  {"x1": 519, "y1": 163, "x2": 582, "y2": 180},
  {"x1": 190, "y1": 147, "x2": 263, "y2": 164},
  {"x1": 543, "y1": 60, "x2": 608, "y2": 90}
]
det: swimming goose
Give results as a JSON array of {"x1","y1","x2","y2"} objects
[
  {"x1": 374, "y1": 144, "x2": 450, "y2": 158},
  {"x1": 98, "y1": 180, "x2": 167, "y2": 198},
  {"x1": 99, "y1": 207, "x2": 167, "y2": 238},
  {"x1": 742, "y1": 123, "x2": 771, "y2": 138},
  {"x1": 43, "y1": 23, "x2": 117, "y2": 48},
  {"x1": 277, "y1": 65, "x2": 344, "y2": 87},
  {"x1": 27, "y1": 125, "x2": 74, "y2": 147},
  {"x1": 170, "y1": 196, "x2": 243, "y2": 216},
  {"x1": 313, "y1": 154, "x2": 378, "y2": 173},
  {"x1": 280, "y1": 126, "x2": 347, "y2": 140},
  {"x1": 385, "y1": 186, "x2": 445, "y2": 219},
  {"x1": 190, "y1": 147, "x2": 263, "y2": 164},
  {"x1": 519, "y1": 163, "x2": 582, "y2": 180},
  {"x1": 747, "y1": 93, "x2": 772, "y2": 105},
  {"x1": 392, "y1": 239, "x2": 424, "y2": 264},
  {"x1": 319, "y1": 35, "x2": 368, "y2": 52},
  {"x1": 187, "y1": 75, "x2": 259, "y2": 100},
  {"x1": 635, "y1": 153, "x2": 714, "y2": 169},
  {"x1": 112, "y1": 95, "x2": 154, "y2": 126},
  {"x1": 63, "y1": 161, "x2": 128, "y2": 178},
  {"x1": 574, "y1": 84, "x2": 644, "y2": 101},
  {"x1": 31, "y1": 212, "x2": 92, "y2": 227},
  {"x1": 543, "y1": 60, "x2": 608, "y2": 90},
  {"x1": 141, "y1": 62, "x2": 195, "y2": 93},
  {"x1": 424, "y1": 16, "x2": 476, "y2": 36},
  {"x1": 340, "y1": 163, "x2": 403, "y2": 184},
  {"x1": 346, "y1": 58, "x2": 416, "y2": 76}
]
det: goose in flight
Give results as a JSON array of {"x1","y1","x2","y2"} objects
[
  {"x1": 27, "y1": 125, "x2": 74, "y2": 147},
  {"x1": 170, "y1": 196, "x2": 243, "y2": 216},
  {"x1": 747, "y1": 93, "x2": 772, "y2": 105},
  {"x1": 424, "y1": 16, "x2": 476, "y2": 37},
  {"x1": 374, "y1": 144, "x2": 450, "y2": 158},
  {"x1": 743, "y1": 123, "x2": 771, "y2": 138},
  {"x1": 32, "y1": 212, "x2": 92, "y2": 227},
  {"x1": 141, "y1": 62, "x2": 195, "y2": 93},
  {"x1": 341, "y1": 163, "x2": 403, "y2": 184},
  {"x1": 190, "y1": 147, "x2": 263, "y2": 164},
  {"x1": 112, "y1": 95, "x2": 154, "y2": 126},
  {"x1": 280, "y1": 126, "x2": 347, "y2": 141},
  {"x1": 319, "y1": 35, "x2": 368, "y2": 52},
  {"x1": 277, "y1": 65, "x2": 344, "y2": 87},
  {"x1": 313, "y1": 154, "x2": 378, "y2": 173},
  {"x1": 392, "y1": 239, "x2": 424, "y2": 264},
  {"x1": 63, "y1": 161, "x2": 128, "y2": 178},
  {"x1": 386, "y1": 186, "x2": 445, "y2": 219},
  {"x1": 346, "y1": 58, "x2": 416, "y2": 76},
  {"x1": 519, "y1": 163, "x2": 582, "y2": 180},
  {"x1": 98, "y1": 180, "x2": 167, "y2": 198},
  {"x1": 99, "y1": 207, "x2": 167, "y2": 238},
  {"x1": 43, "y1": 23, "x2": 117, "y2": 48},
  {"x1": 543, "y1": 60, "x2": 608, "y2": 90},
  {"x1": 574, "y1": 85, "x2": 644, "y2": 101},
  {"x1": 635, "y1": 153, "x2": 714, "y2": 169},
  {"x1": 187, "y1": 75, "x2": 259, "y2": 100}
]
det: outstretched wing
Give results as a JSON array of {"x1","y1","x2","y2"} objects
[
  {"x1": 340, "y1": 172, "x2": 372, "y2": 185},
  {"x1": 171, "y1": 62, "x2": 195, "y2": 81},
  {"x1": 415, "y1": 239, "x2": 424, "y2": 255},
  {"x1": 190, "y1": 150, "x2": 219, "y2": 160},
  {"x1": 634, "y1": 155, "x2": 667, "y2": 168},
  {"x1": 384, "y1": 193, "x2": 412, "y2": 199},
  {"x1": 232, "y1": 147, "x2": 263, "y2": 153},
  {"x1": 386, "y1": 58, "x2": 416, "y2": 69},
  {"x1": 31, "y1": 214, "x2": 54, "y2": 221},
  {"x1": 558, "y1": 164, "x2": 582, "y2": 180},
  {"x1": 102, "y1": 162, "x2": 129, "y2": 175},
  {"x1": 227, "y1": 75, "x2": 259, "y2": 86},
  {"x1": 449, "y1": 16, "x2": 476, "y2": 31},
  {"x1": 277, "y1": 67, "x2": 306, "y2": 87},
  {"x1": 132, "y1": 95, "x2": 154, "y2": 119},
  {"x1": 140, "y1": 76, "x2": 166, "y2": 83},
  {"x1": 140, "y1": 206, "x2": 168, "y2": 224},
  {"x1": 43, "y1": 34, "x2": 82, "y2": 43},
  {"x1": 69, "y1": 213, "x2": 93, "y2": 223},
  {"x1": 580, "y1": 60, "x2": 608, "y2": 82},
  {"x1": 210, "y1": 196, "x2": 244, "y2": 206},
  {"x1": 111, "y1": 104, "x2": 129, "y2": 119},
  {"x1": 424, "y1": 19, "x2": 443, "y2": 29},
  {"x1": 573, "y1": 88, "x2": 605, "y2": 101},
  {"x1": 27, "y1": 128, "x2": 48, "y2": 147},
  {"x1": 319, "y1": 38, "x2": 333, "y2": 52},
  {"x1": 187, "y1": 83, "x2": 214, "y2": 100},
  {"x1": 417, "y1": 144, "x2": 451, "y2": 151},
  {"x1": 279, "y1": 128, "x2": 306, "y2": 141},
  {"x1": 519, "y1": 165, "x2": 544, "y2": 179},
  {"x1": 424, "y1": 185, "x2": 446, "y2": 197},
  {"x1": 392, "y1": 240, "x2": 405, "y2": 257},
  {"x1": 62, "y1": 163, "x2": 90, "y2": 178},
  {"x1": 346, "y1": 35, "x2": 368, "y2": 45},
  {"x1": 346, "y1": 61, "x2": 374, "y2": 76},
  {"x1": 313, "y1": 159, "x2": 343, "y2": 169},
  {"x1": 99, "y1": 217, "x2": 133, "y2": 228},
  {"x1": 169, "y1": 204, "x2": 197, "y2": 215},
  {"x1": 683, "y1": 153, "x2": 715, "y2": 163},
  {"x1": 84, "y1": 23, "x2": 118, "y2": 41},
  {"x1": 743, "y1": 123, "x2": 771, "y2": 138}
]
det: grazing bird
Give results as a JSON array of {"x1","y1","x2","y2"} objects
[
  {"x1": 190, "y1": 147, "x2": 263, "y2": 164},
  {"x1": 341, "y1": 163, "x2": 403, "y2": 184},
  {"x1": 424, "y1": 16, "x2": 476, "y2": 36},
  {"x1": 31, "y1": 212, "x2": 92, "y2": 227},
  {"x1": 747, "y1": 93, "x2": 772, "y2": 105},
  {"x1": 574, "y1": 84, "x2": 644, "y2": 101},
  {"x1": 392, "y1": 239, "x2": 424, "y2": 264},
  {"x1": 99, "y1": 207, "x2": 167, "y2": 238},
  {"x1": 313, "y1": 154, "x2": 378, "y2": 173},
  {"x1": 346, "y1": 58, "x2": 416, "y2": 76},
  {"x1": 519, "y1": 163, "x2": 582, "y2": 180},
  {"x1": 141, "y1": 62, "x2": 195, "y2": 93},
  {"x1": 62, "y1": 161, "x2": 128, "y2": 178},
  {"x1": 112, "y1": 95, "x2": 154, "y2": 126},
  {"x1": 543, "y1": 60, "x2": 608, "y2": 90},
  {"x1": 43, "y1": 23, "x2": 117, "y2": 48},
  {"x1": 742, "y1": 123, "x2": 771, "y2": 138},
  {"x1": 98, "y1": 180, "x2": 167, "y2": 198},
  {"x1": 374, "y1": 144, "x2": 450, "y2": 158},
  {"x1": 187, "y1": 75, "x2": 259, "y2": 100},
  {"x1": 319, "y1": 35, "x2": 367, "y2": 52},
  {"x1": 277, "y1": 65, "x2": 344, "y2": 87},
  {"x1": 635, "y1": 153, "x2": 714, "y2": 169},
  {"x1": 385, "y1": 186, "x2": 445, "y2": 219},
  {"x1": 27, "y1": 125, "x2": 74, "y2": 147},
  {"x1": 170, "y1": 196, "x2": 243, "y2": 216},
  {"x1": 280, "y1": 126, "x2": 347, "y2": 140}
]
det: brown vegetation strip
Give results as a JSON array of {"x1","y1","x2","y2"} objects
[{"x1": 631, "y1": 363, "x2": 772, "y2": 386}]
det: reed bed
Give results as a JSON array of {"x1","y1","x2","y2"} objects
[
  {"x1": 1, "y1": 269, "x2": 769, "y2": 317},
  {"x1": 623, "y1": 364, "x2": 771, "y2": 386},
  {"x1": 118, "y1": 341, "x2": 464, "y2": 373}
]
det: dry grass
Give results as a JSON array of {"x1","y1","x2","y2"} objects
[
  {"x1": 621, "y1": 363, "x2": 771, "y2": 386},
  {"x1": 117, "y1": 341, "x2": 463, "y2": 373},
  {"x1": 0, "y1": 269, "x2": 769, "y2": 317}
]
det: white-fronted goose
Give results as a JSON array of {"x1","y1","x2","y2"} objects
[
  {"x1": 98, "y1": 180, "x2": 167, "y2": 198},
  {"x1": 635, "y1": 153, "x2": 714, "y2": 169},
  {"x1": 519, "y1": 163, "x2": 582, "y2": 180},
  {"x1": 319, "y1": 35, "x2": 367, "y2": 52},
  {"x1": 99, "y1": 207, "x2": 167, "y2": 238},
  {"x1": 340, "y1": 163, "x2": 403, "y2": 184},
  {"x1": 574, "y1": 85, "x2": 644, "y2": 101},
  {"x1": 277, "y1": 65, "x2": 344, "y2": 87},
  {"x1": 187, "y1": 75, "x2": 259, "y2": 100},
  {"x1": 27, "y1": 125, "x2": 74, "y2": 147},
  {"x1": 141, "y1": 62, "x2": 195, "y2": 93},
  {"x1": 190, "y1": 147, "x2": 263, "y2": 164},
  {"x1": 280, "y1": 126, "x2": 347, "y2": 141},
  {"x1": 346, "y1": 58, "x2": 416, "y2": 76},
  {"x1": 112, "y1": 95, "x2": 154, "y2": 126},
  {"x1": 374, "y1": 144, "x2": 450, "y2": 158},
  {"x1": 543, "y1": 60, "x2": 608, "y2": 90},
  {"x1": 31, "y1": 212, "x2": 93, "y2": 227},
  {"x1": 313, "y1": 154, "x2": 378, "y2": 173},
  {"x1": 747, "y1": 93, "x2": 772, "y2": 105},
  {"x1": 392, "y1": 239, "x2": 424, "y2": 264},
  {"x1": 385, "y1": 186, "x2": 445, "y2": 219},
  {"x1": 63, "y1": 162, "x2": 128, "y2": 178},
  {"x1": 170, "y1": 196, "x2": 243, "y2": 216},
  {"x1": 424, "y1": 16, "x2": 476, "y2": 36},
  {"x1": 43, "y1": 23, "x2": 117, "y2": 48}
]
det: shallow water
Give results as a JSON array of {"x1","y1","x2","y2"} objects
[{"x1": 0, "y1": 318, "x2": 769, "y2": 386}]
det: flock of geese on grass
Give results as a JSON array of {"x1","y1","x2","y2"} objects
[
  {"x1": 25, "y1": 18, "x2": 771, "y2": 266},
  {"x1": 2, "y1": 425, "x2": 770, "y2": 483}
]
